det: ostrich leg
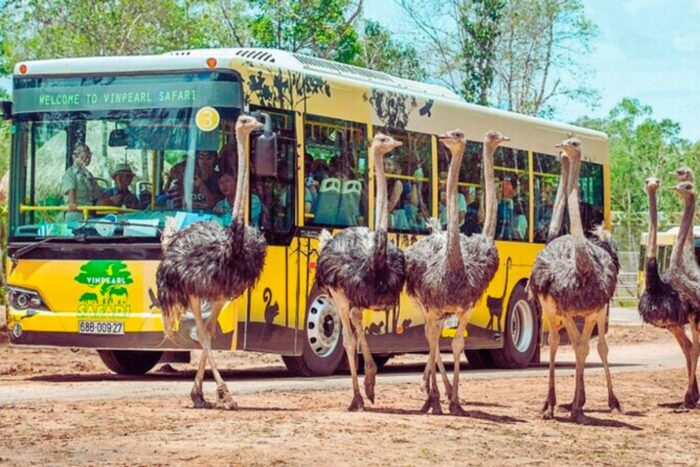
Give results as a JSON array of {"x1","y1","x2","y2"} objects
[
  {"x1": 420, "y1": 310, "x2": 443, "y2": 414},
  {"x1": 668, "y1": 325, "x2": 698, "y2": 408},
  {"x1": 334, "y1": 293, "x2": 363, "y2": 411},
  {"x1": 205, "y1": 299, "x2": 236, "y2": 409},
  {"x1": 190, "y1": 297, "x2": 237, "y2": 410},
  {"x1": 434, "y1": 323, "x2": 453, "y2": 400},
  {"x1": 190, "y1": 348, "x2": 212, "y2": 409},
  {"x1": 350, "y1": 308, "x2": 378, "y2": 404},
  {"x1": 595, "y1": 306, "x2": 621, "y2": 412},
  {"x1": 561, "y1": 313, "x2": 597, "y2": 423},
  {"x1": 448, "y1": 307, "x2": 475, "y2": 416},
  {"x1": 541, "y1": 301, "x2": 561, "y2": 419},
  {"x1": 689, "y1": 321, "x2": 700, "y2": 409}
]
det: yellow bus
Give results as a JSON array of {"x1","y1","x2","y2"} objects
[{"x1": 1, "y1": 48, "x2": 611, "y2": 375}]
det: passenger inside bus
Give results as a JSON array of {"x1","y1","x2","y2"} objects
[
  {"x1": 61, "y1": 144, "x2": 101, "y2": 222},
  {"x1": 438, "y1": 176, "x2": 467, "y2": 228},
  {"x1": 192, "y1": 150, "x2": 223, "y2": 209},
  {"x1": 100, "y1": 163, "x2": 140, "y2": 209},
  {"x1": 213, "y1": 172, "x2": 263, "y2": 226}
]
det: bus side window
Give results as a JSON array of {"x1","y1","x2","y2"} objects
[
  {"x1": 438, "y1": 140, "x2": 480, "y2": 235},
  {"x1": 533, "y1": 152, "x2": 564, "y2": 243},
  {"x1": 373, "y1": 128, "x2": 432, "y2": 234},
  {"x1": 304, "y1": 115, "x2": 368, "y2": 228},
  {"x1": 580, "y1": 161, "x2": 604, "y2": 233},
  {"x1": 494, "y1": 147, "x2": 529, "y2": 242}
]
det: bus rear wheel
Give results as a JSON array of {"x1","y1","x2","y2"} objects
[
  {"x1": 282, "y1": 287, "x2": 345, "y2": 377},
  {"x1": 489, "y1": 283, "x2": 539, "y2": 369},
  {"x1": 97, "y1": 349, "x2": 163, "y2": 375}
]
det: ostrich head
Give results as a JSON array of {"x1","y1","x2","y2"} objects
[
  {"x1": 673, "y1": 167, "x2": 694, "y2": 182},
  {"x1": 438, "y1": 129, "x2": 466, "y2": 155},
  {"x1": 235, "y1": 114, "x2": 264, "y2": 135},
  {"x1": 672, "y1": 181, "x2": 695, "y2": 200},
  {"x1": 645, "y1": 176, "x2": 660, "y2": 194},
  {"x1": 483, "y1": 130, "x2": 511, "y2": 151},
  {"x1": 555, "y1": 137, "x2": 582, "y2": 161},
  {"x1": 372, "y1": 133, "x2": 403, "y2": 157}
]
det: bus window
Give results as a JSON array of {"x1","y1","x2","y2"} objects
[
  {"x1": 533, "y1": 152, "x2": 565, "y2": 243},
  {"x1": 304, "y1": 115, "x2": 368, "y2": 227},
  {"x1": 438, "y1": 141, "x2": 482, "y2": 235},
  {"x1": 249, "y1": 107, "x2": 296, "y2": 236},
  {"x1": 376, "y1": 128, "x2": 432, "y2": 234},
  {"x1": 494, "y1": 147, "x2": 529, "y2": 241},
  {"x1": 580, "y1": 161, "x2": 604, "y2": 233}
]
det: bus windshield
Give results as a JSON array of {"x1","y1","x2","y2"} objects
[{"x1": 10, "y1": 71, "x2": 243, "y2": 240}]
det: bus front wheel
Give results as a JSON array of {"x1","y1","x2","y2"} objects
[
  {"x1": 282, "y1": 287, "x2": 345, "y2": 377},
  {"x1": 489, "y1": 283, "x2": 539, "y2": 369},
  {"x1": 97, "y1": 349, "x2": 163, "y2": 375}
]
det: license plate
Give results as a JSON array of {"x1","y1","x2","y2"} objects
[{"x1": 79, "y1": 321, "x2": 125, "y2": 335}]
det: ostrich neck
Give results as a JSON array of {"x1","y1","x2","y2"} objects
[
  {"x1": 482, "y1": 143, "x2": 497, "y2": 238},
  {"x1": 374, "y1": 148, "x2": 388, "y2": 231},
  {"x1": 566, "y1": 155, "x2": 584, "y2": 237},
  {"x1": 547, "y1": 157, "x2": 570, "y2": 239},
  {"x1": 646, "y1": 189, "x2": 658, "y2": 259},
  {"x1": 671, "y1": 192, "x2": 696, "y2": 270},
  {"x1": 232, "y1": 133, "x2": 249, "y2": 221},
  {"x1": 446, "y1": 144, "x2": 465, "y2": 269}
]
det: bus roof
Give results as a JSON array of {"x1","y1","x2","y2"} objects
[
  {"x1": 13, "y1": 47, "x2": 608, "y2": 142},
  {"x1": 641, "y1": 226, "x2": 700, "y2": 244}
]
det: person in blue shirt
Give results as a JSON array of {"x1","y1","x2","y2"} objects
[
  {"x1": 213, "y1": 173, "x2": 262, "y2": 226},
  {"x1": 100, "y1": 163, "x2": 139, "y2": 209}
]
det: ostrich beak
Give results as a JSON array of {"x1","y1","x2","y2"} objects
[
  {"x1": 554, "y1": 143, "x2": 563, "y2": 149},
  {"x1": 392, "y1": 140, "x2": 403, "y2": 149},
  {"x1": 438, "y1": 132, "x2": 450, "y2": 141},
  {"x1": 501, "y1": 136, "x2": 511, "y2": 141}
]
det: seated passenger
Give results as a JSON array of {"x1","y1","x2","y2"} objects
[
  {"x1": 192, "y1": 150, "x2": 223, "y2": 209},
  {"x1": 61, "y1": 144, "x2": 101, "y2": 223},
  {"x1": 100, "y1": 163, "x2": 139, "y2": 209},
  {"x1": 213, "y1": 173, "x2": 262, "y2": 226},
  {"x1": 438, "y1": 177, "x2": 466, "y2": 227}
]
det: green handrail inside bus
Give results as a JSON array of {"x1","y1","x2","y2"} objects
[{"x1": 19, "y1": 204, "x2": 139, "y2": 222}]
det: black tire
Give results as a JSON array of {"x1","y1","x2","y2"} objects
[
  {"x1": 465, "y1": 349, "x2": 496, "y2": 369},
  {"x1": 490, "y1": 283, "x2": 539, "y2": 369},
  {"x1": 282, "y1": 286, "x2": 345, "y2": 377},
  {"x1": 97, "y1": 350, "x2": 163, "y2": 375}
]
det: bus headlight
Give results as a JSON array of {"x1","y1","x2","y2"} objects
[{"x1": 7, "y1": 286, "x2": 50, "y2": 311}]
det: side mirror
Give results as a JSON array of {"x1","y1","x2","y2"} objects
[
  {"x1": 0, "y1": 101, "x2": 12, "y2": 120},
  {"x1": 108, "y1": 128, "x2": 129, "y2": 147},
  {"x1": 251, "y1": 112, "x2": 277, "y2": 177}
]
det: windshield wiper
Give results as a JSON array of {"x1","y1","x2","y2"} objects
[{"x1": 10, "y1": 232, "x2": 89, "y2": 273}]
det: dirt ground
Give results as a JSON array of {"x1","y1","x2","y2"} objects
[{"x1": 2, "y1": 323, "x2": 700, "y2": 466}]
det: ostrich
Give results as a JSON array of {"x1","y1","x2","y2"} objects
[
  {"x1": 666, "y1": 180, "x2": 700, "y2": 407},
  {"x1": 156, "y1": 115, "x2": 267, "y2": 410},
  {"x1": 638, "y1": 177, "x2": 699, "y2": 408},
  {"x1": 529, "y1": 137, "x2": 620, "y2": 422},
  {"x1": 405, "y1": 130, "x2": 506, "y2": 415},
  {"x1": 315, "y1": 133, "x2": 405, "y2": 411}
]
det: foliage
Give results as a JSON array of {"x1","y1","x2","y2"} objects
[
  {"x1": 398, "y1": 0, "x2": 597, "y2": 116},
  {"x1": 248, "y1": 0, "x2": 363, "y2": 63},
  {"x1": 357, "y1": 20, "x2": 427, "y2": 81},
  {"x1": 574, "y1": 98, "x2": 698, "y2": 249},
  {"x1": 492, "y1": 0, "x2": 598, "y2": 117}
]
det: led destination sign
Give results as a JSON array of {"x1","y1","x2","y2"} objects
[{"x1": 13, "y1": 76, "x2": 240, "y2": 113}]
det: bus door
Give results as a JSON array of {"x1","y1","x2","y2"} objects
[{"x1": 240, "y1": 108, "x2": 300, "y2": 354}]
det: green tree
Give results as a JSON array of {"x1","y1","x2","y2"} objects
[
  {"x1": 575, "y1": 98, "x2": 698, "y2": 249},
  {"x1": 493, "y1": 0, "x2": 598, "y2": 117},
  {"x1": 248, "y1": 0, "x2": 364, "y2": 63},
  {"x1": 357, "y1": 20, "x2": 426, "y2": 81}
]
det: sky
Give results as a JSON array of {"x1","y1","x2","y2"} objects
[
  {"x1": 364, "y1": 0, "x2": 700, "y2": 141},
  {"x1": 2, "y1": 0, "x2": 699, "y2": 140}
]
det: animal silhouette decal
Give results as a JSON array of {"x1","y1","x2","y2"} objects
[
  {"x1": 486, "y1": 257, "x2": 512, "y2": 333},
  {"x1": 263, "y1": 287, "x2": 280, "y2": 325}
]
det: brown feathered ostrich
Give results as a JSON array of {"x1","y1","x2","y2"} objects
[
  {"x1": 156, "y1": 115, "x2": 267, "y2": 409},
  {"x1": 665, "y1": 180, "x2": 700, "y2": 407},
  {"x1": 405, "y1": 130, "x2": 506, "y2": 415},
  {"x1": 529, "y1": 137, "x2": 620, "y2": 422},
  {"x1": 315, "y1": 133, "x2": 406, "y2": 411},
  {"x1": 638, "y1": 177, "x2": 699, "y2": 408}
]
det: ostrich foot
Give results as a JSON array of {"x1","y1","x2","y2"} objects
[
  {"x1": 570, "y1": 408, "x2": 586, "y2": 424},
  {"x1": 541, "y1": 400, "x2": 555, "y2": 420},
  {"x1": 448, "y1": 400, "x2": 467, "y2": 417},
  {"x1": 347, "y1": 393, "x2": 365, "y2": 412},
  {"x1": 364, "y1": 372, "x2": 376, "y2": 404},
  {"x1": 419, "y1": 394, "x2": 442, "y2": 415},
  {"x1": 214, "y1": 384, "x2": 238, "y2": 410},
  {"x1": 559, "y1": 396, "x2": 585, "y2": 412},
  {"x1": 190, "y1": 387, "x2": 213, "y2": 409},
  {"x1": 608, "y1": 394, "x2": 621, "y2": 413}
]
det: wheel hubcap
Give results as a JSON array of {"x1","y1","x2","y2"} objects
[
  {"x1": 511, "y1": 299, "x2": 534, "y2": 353},
  {"x1": 307, "y1": 293, "x2": 341, "y2": 357}
]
